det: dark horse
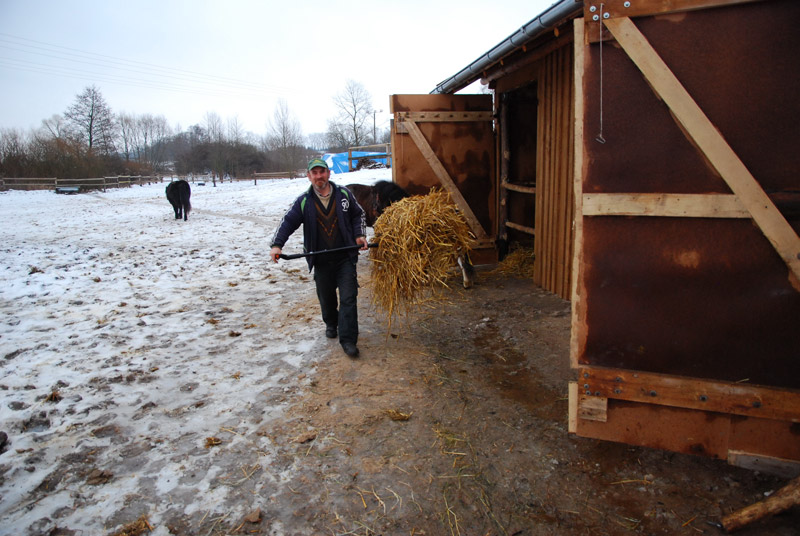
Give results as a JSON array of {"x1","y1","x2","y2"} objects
[
  {"x1": 166, "y1": 180, "x2": 192, "y2": 221},
  {"x1": 346, "y1": 180, "x2": 475, "y2": 288},
  {"x1": 346, "y1": 180, "x2": 409, "y2": 227}
]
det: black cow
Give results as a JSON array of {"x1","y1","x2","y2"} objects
[{"x1": 166, "y1": 180, "x2": 191, "y2": 221}]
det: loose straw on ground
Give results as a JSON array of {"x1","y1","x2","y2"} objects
[
  {"x1": 369, "y1": 189, "x2": 473, "y2": 328},
  {"x1": 489, "y1": 247, "x2": 535, "y2": 278}
]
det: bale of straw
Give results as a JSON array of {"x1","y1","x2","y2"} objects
[{"x1": 369, "y1": 189, "x2": 473, "y2": 321}]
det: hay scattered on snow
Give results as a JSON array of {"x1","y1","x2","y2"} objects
[
  {"x1": 369, "y1": 189, "x2": 473, "y2": 324},
  {"x1": 108, "y1": 515, "x2": 154, "y2": 536}
]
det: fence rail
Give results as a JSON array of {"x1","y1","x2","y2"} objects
[
  {"x1": 347, "y1": 143, "x2": 392, "y2": 171},
  {"x1": 0, "y1": 176, "x2": 161, "y2": 192},
  {"x1": 253, "y1": 171, "x2": 298, "y2": 180}
]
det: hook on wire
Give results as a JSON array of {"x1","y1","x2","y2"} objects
[{"x1": 596, "y1": 3, "x2": 606, "y2": 144}]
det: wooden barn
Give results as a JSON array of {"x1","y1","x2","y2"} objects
[{"x1": 390, "y1": 0, "x2": 800, "y2": 472}]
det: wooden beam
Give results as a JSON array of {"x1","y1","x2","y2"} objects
[
  {"x1": 582, "y1": 193, "x2": 749, "y2": 218},
  {"x1": 401, "y1": 120, "x2": 488, "y2": 238},
  {"x1": 579, "y1": 366, "x2": 800, "y2": 423},
  {"x1": 584, "y1": 0, "x2": 765, "y2": 43},
  {"x1": 570, "y1": 16, "x2": 587, "y2": 370},
  {"x1": 727, "y1": 451, "x2": 800, "y2": 479},
  {"x1": 504, "y1": 221, "x2": 536, "y2": 236},
  {"x1": 501, "y1": 182, "x2": 537, "y2": 195},
  {"x1": 395, "y1": 111, "x2": 493, "y2": 123},
  {"x1": 604, "y1": 16, "x2": 800, "y2": 282}
]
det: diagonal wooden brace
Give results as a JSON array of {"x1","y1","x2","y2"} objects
[{"x1": 603, "y1": 16, "x2": 800, "y2": 282}]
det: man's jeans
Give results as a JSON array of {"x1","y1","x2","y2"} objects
[{"x1": 314, "y1": 256, "x2": 359, "y2": 345}]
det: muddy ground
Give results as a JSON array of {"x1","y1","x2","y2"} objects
[
  {"x1": 187, "y1": 269, "x2": 798, "y2": 536},
  {"x1": 5, "y1": 263, "x2": 799, "y2": 536}
]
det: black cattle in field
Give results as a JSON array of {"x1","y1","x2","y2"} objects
[
  {"x1": 346, "y1": 180, "x2": 410, "y2": 227},
  {"x1": 346, "y1": 180, "x2": 475, "y2": 288},
  {"x1": 166, "y1": 180, "x2": 191, "y2": 221}
]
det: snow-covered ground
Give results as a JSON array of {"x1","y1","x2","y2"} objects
[{"x1": 0, "y1": 168, "x2": 390, "y2": 534}]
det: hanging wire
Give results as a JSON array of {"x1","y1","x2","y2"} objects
[{"x1": 596, "y1": 3, "x2": 606, "y2": 144}]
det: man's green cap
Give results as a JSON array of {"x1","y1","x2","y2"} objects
[{"x1": 307, "y1": 158, "x2": 329, "y2": 171}]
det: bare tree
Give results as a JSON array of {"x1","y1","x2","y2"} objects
[
  {"x1": 41, "y1": 114, "x2": 71, "y2": 141},
  {"x1": 327, "y1": 80, "x2": 372, "y2": 149},
  {"x1": 0, "y1": 128, "x2": 28, "y2": 177},
  {"x1": 117, "y1": 113, "x2": 136, "y2": 163},
  {"x1": 306, "y1": 132, "x2": 327, "y2": 152},
  {"x1": 140, "y1": 114, "x2": 172, "y2": 171},
  {"x1": 266, "y1": 99, "x2": 303, "y2": 172},
  {"x1": 205, "y1": 111, "x2": 225, "y2": 184},
  {"x1": 64, "y1": 85, "x2": 117, "y2": 156},
  {"x1": 227, "y1": 116, "x2": 244, "y2": 146}
]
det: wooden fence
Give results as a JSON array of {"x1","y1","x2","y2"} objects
[
  {"x1": 0, "y1": 176, "x2": 161, "y2": 192},
  {"x1": 347, "y1": 144, "x2": 392, "y2": 172},
  {"x1": 252, "y1": 171, "x2": 300, "y2": 182}
]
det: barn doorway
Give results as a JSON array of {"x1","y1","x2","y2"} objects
[{"x1": 499, "y1": 81, "x2": 539, "y2": 252}]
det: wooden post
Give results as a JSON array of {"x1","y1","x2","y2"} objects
[{"x1": 721, "y1": 475, "x2": 800, "y2": 533}]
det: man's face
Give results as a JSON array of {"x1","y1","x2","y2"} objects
[{"x1": 307, "y1": 166, "x2": 330, "y2": 191}]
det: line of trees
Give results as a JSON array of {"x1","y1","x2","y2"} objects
[{"x1": 0, "y1": 80, "x2": 389, "y2": 180}]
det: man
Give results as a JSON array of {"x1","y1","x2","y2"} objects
[{"x1": 269, "y1": 158, "x2": 368, "y2": 357}]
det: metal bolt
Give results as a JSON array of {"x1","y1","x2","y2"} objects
[
  {"x1": 595, "y1": 391, "x2": 601, "y2": 397},
  {"x1": 603, "y1": 12, "x2": 610, "y2": 19},
  {"x1": 585, "y1": 390, "x2": 591, "y2": 396},
  {"x1": 649, "y1": 390, "x2": 657, "y2": 397},
  {"x1": 615, "y1": 377, "x2": 622, "y2": 382},
  {"x1": 699, "y1": 395, "x2": 708, "y2": 402},
  {"x1": 583, "y1": 384, "x2": 590, "y2": 390},
  {"x1": 752, "y1": 401, "x2": 762, "y2": 408},
  {"x1": 590, "y1": 5, "x2": 597, "y2": 12},
  {"x1": 614, "y1": 389, "x2": 621, "y2": 394},
  {"x1": 584, "y1": 372, "x2": 590, "y2": 378},
  {"x1": 592, "y1": 14, "x2": 599, "y2": 21},
  {"x1": 624, "y1": 1, "x2": 631, "y2": 7}
]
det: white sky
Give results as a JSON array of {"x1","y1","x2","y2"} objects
[{"x1": 0, "y1": 0, "x2": 557, "y2": 137}]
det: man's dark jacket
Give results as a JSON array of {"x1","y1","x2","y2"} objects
[{"x1": 270, "y1": 181, "x2": 367, "y2": 271}]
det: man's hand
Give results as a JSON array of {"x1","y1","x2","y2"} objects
[
  {"x1": 269, "y1": 246, "x2": 282, "y2": 263},
  {"x1": 356, "y1": 236, "x2": 368, "y2": 250}
]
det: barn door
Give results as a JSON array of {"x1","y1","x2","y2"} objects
[{"x1": 389, "y1": 94, "x2": 497, "y2": 263}]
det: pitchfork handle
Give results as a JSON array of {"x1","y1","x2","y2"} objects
[{"x1": 278, "y1": 242, "x2": 378, "y2": 260}]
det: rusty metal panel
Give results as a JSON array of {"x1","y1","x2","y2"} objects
[
  {"x1": 577, "y1": 0, "x2": 800, "y2": 392},
  {"x1": 581, "y1": 217, "x2": 800, "y2": 389},
  {"x1": 583, "y1": 0, "x2": 800, "y2": 195}
]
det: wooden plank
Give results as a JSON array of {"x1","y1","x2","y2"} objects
[
  {"x1": 570, "y1": 16, "x2": 587, "y2": 370},
  {"x1": 579, "y1": 366, "x2": 800, "y2": 422},
  {"x1": 584, "y1": 0, "x2": 765, "y2": 43},
  {"x1": 568, "y1": 382, "x2": 578, "y2": 433},
  {"x1": 558, "y1": 46, "x2": 574, "y2": 298},
  {"x1": 728, "y1": 450, "x2": 800, "y2": 478},
  {"x1": 501, "y1": 182, "x2": 536, "y2": 195},
  {"x1": 578, "y1": 395, "x2": 608, "y2": 422},
  {"x1": 395, "y1": 111, "x2": 493, "y2": 123},
  {"x1": 401, "y1": 120, "x2": 488, "y2": 239},
  {"x1": 604, "y1": 16, "x2": 800, "y2": 282},
  {"x1": 499, "y1": 98, "x2": 510, "y2": 243},
  {"x1": 505, "y1": 221, "x2": 536, "y2": 236},
  {"x1": 586, "y1": 0, "x2": 763, "y2": 19},
  {"x1": 582, "y1": 193, "x2": 749, "y2": 218}
]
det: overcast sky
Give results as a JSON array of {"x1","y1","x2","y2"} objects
[{"x1": 0, "y1": 0, "x2": 557, "y2": 138}]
